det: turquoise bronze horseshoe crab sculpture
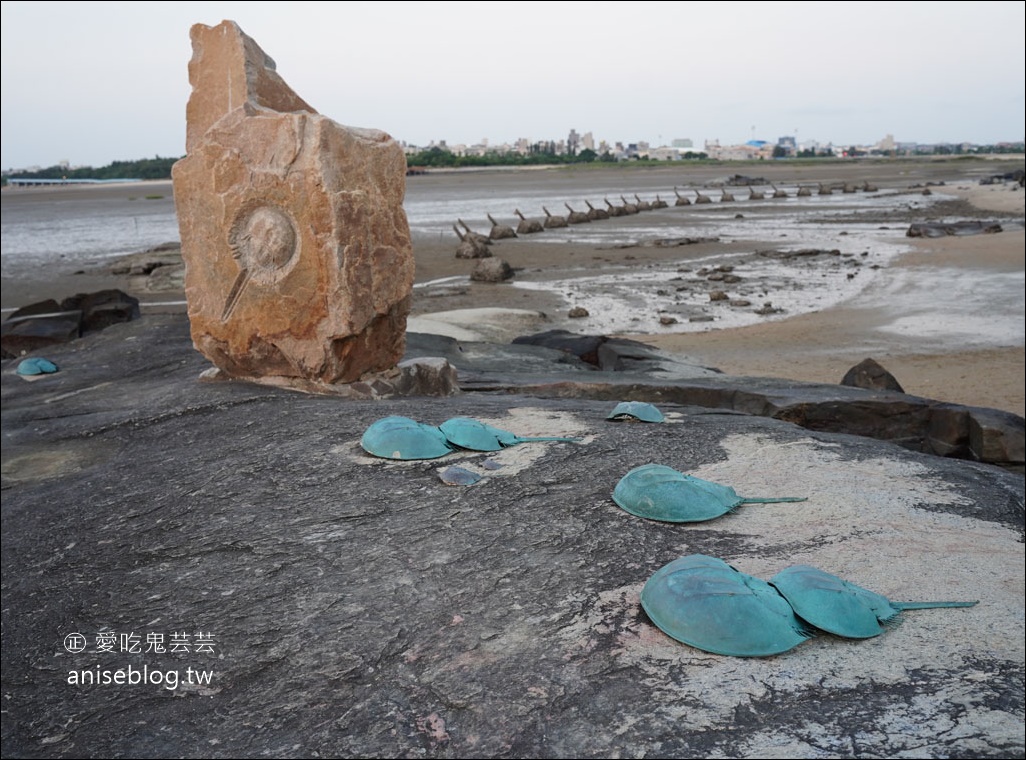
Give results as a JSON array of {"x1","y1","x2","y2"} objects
[
  {"x1": 768, "y1": 564, "x2": 979, "y2": 639},
  {"x1": 641, "y1": 554, "x2": 978, "y2": 657},
  {"x1": 438, "y1": 417, "x2": 580, "y2": 452},
  {"x1": 612, "y1": 463, "x2": 807, "y2": 523},
  {"x1": 360, "y1": 416, "x2": 454, "y2": 460},
  {"x1": 606, "y1": 401, "x2": 665, "y2": 423},
  {"x1": 361, "y1": 416, "x2": 580, "y2": 460},
  {"x1": 641, "y1": 554, "x2": 814, "y2": 657}
]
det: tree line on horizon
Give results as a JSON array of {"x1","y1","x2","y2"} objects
[
  {"x1": 3, "y1": 149, "x2": 715, "y2": 181},
  {"x1": 2, "y1": 156, "x2": 183, "y2": 182},
  {"x1": 405, "y1": 146, "x2": 712, "y2": 169},
  {"x1": 3, "y1": 140, "x2": 1022, "y2": 184}
]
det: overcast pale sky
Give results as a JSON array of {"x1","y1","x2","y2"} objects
[{"x1": 1, "y1": 0, "x2": 1023, "y2": 170}]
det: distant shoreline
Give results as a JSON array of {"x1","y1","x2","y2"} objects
[
  {"x1": 7, "y1": 152, "x2": 1024, "y2": 186},
  {"x1": 0, "y1": 178, "x2": 173, "y2": 196},
  {"x1": 4, "y1": 177, "x2": 145, "y2": 187}
]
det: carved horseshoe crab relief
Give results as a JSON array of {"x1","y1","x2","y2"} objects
[{"x1": 222, "y1": 203, "x2": 300, "y2": 321}]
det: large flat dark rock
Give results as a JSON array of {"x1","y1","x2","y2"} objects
[
  {"x1": 406, "y1": 331, "x2": 1025, "y2": 471},
  {"x1": 2, "y1": 314, "x2": 1023, "y2": 759}
]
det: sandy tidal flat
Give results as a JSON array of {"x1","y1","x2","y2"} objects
[{"x1": 2, "y1": 160, "x2": 1023, "y2": 417}]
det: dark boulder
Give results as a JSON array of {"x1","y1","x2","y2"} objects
[
  {"x1": 1, "y1": 290, "x2": 140, "y2": 359},
  {"x1": 841, "y1": 358, "x2": 905, "y2": 393},
  {"x1": 470, "y1": 258, "x2": 514, "y2": 283},
  {"x1": 907, "y1": 221, "x2": 1003, "y2": 238},
  {"x1": 512, "y1": 330, "x2": 609, "y2": 367},
  {"x1": 0, "y1": 300, "x2": 81, "y2": 359},
  {"x1": 61, "y1": 289, "x2": 141, "y2": 333}
]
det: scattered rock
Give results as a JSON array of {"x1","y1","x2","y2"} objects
[
  {"x1": 0, "y1": 300, "x2": 80, "y2": 359},
  {"x1": 906, "y1": 221, "x2": 1003, "y2": 238},
  {"x1": 0, "y1": 290, "x2": 140, "y2": 359},
  {"x1": 709, "y1": 290, "x2": 729, "y2": 302},
  {"x1": 726, "y1": 174, "x2": 768, "y2": 186},
  {"x1": 568, "y1": 306, "x2": 589, "y2": 319},
  {"x1": 649, "y1": 237, "x2": 720, "y2": 248},
  {"x1": 841, "y1": 358, "x2": 905, "y2": 393},
  {"x1": 144, "y1": 263, "x2": 186, "y2": 292},
  {"x1": 757, "y1": 248, "x2": 841, "y2": 260},
  {"x1": 511, "y1": 330, "x2": 607, "y2": 367},
  {"x1": 658, "y1": 315, "x2": 678, "y2": 325},
  {"x1": 110, "y1": 243, "x2": 182, "y2": 276},
  {"x1": 969, "y1": 406, "x2": 1026, "y2": 466},
  {"x1": 393, "y1": 357, "x2": 460, "y2": 397},
  {"x1": 62, "y1": 290, "x2": 141, "y2": 334},
  {"x1": 471, "y1": 258, "x2": 514, "y2": 283}
]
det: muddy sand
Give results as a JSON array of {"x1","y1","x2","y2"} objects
[{"x1": 2, "y1": 159, "x2": 1023, "y2": 417}]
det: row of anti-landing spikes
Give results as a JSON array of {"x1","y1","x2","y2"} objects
[{"x1": 455, "y1": 180, "x2": 882, "y2": 240}]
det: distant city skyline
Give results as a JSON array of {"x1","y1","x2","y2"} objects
[
  {"x1": 2, "y1": 1, "x2": 1024, "y2": 170},
  {"x1": 12, "y1": 129, "x2": 1024, "y2": 175},
  {"x1": 391, "y1": 130, "x2": 1023, "y2": 165},
  {"x1": 401, "y1": 130, "x2": 1014, "y2": 155},
  {"x1": 9, "y1": 126, "x2": 1024, "y2": 175}
]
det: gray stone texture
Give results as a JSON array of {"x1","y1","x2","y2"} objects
[{"x1": 2, "y1": 313, "x2": 1023, "y2": 758}]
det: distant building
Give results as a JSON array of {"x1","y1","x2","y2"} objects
[
  {"x1": 391, "y1": 129, "x2": 1011, "y2": 164},
  {"x1": 648, "y1": 147, "x2": 681, "y2": 161},
  {"x1": 567, "y1": 129, "x2": 580, "y2": 155},
  {"x1": 704, "y1": 138, "x2": 771, "y2": 160},
  {"x1": 876, "y1": 134, "x2": 896, "y2": 152}
]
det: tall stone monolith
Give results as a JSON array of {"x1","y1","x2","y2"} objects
[{"x1": 172, "y1": 20, "x2": 414, "y2": 387}]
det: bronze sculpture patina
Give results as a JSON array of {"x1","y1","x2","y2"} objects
[
  {"x1": 438, "y1": 417, "x2": 580, "y2": 452},
  {"x1": 612, "y1": 463, "x2": 807, "y2": 523},
  {"x1": 769, "y1": 564, "x2": 979, "y2": 639},
  {"x1": 642, "y1": 554, "x2": 979, "y2": 657}
]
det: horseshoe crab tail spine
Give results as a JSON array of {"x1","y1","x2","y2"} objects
[
  {"x1": 738, "y1": 496, "x2": 809, "y2": 504},
  {"x1": 517, "y1": 436, "x2": 582, "y2": 444},
  {"x1": 221, "y1": 268, "x2": 251, "y2": 322},
  {"x1": 892, "y1": 601, "x2": 980, "y2": 610}
]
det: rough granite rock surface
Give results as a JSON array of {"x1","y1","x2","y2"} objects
[
  {"x1": 2, "y1": 314, "x2": 1023, "y2": 759},
  {"x1": 171, "y1": 20, "x2": 413, "y2": 385}
]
